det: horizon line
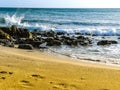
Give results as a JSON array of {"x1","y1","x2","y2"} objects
[{"x1": 0, "y1": 7, "x2": 120, "y2": 9}]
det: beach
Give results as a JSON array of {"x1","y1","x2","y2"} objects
[
  {"x1": 0, "y1": 45, "x2": 120, "y2": 90},
  {"x1": 0, "y1": 8, "x2": 120, "y2": 90}
]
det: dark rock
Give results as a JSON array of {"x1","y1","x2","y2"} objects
[
  {"x1": 0, "y1": 29, "x2": 10, "y2": 39},
  {"x1": 118, "y1": 37, "x2": 120, "y2": 39},
  {"x1": 77, "y1": 35, "x2": 86, "y2": 40},
  {"x1": 109, "y1": 40, "x2": 118, "y2": 44},
  {"x1": 0, "y1": 39, "x2": 14, "y2": 47},
  {"x1": 18, "y1": 44, "x2": 33, "y2": 50},
  {"x1": 79, "y1": 40, "x2": 90, "y2": 46},
  {"x1": 97, "y1": 40, "x2": 118, "y2": 45},
  {"x1": 71, "y1": 40, "x2": 79, "y2": 46},
  {"x1": 53, "y1": 40, "x2": 62, "y2": 46},
  {"x1": 0, "y1": 25, "x2": 32, "y2": 39},
  {"x1": 31, "y1": 41, "x2": 42, "y2": 48},
  {"x1": 46, "y1": 30, "x2": 56, "y2": 37},
  {"x1": 97, "y1": 40, "x2": 111, "y2": 45},
  {"x1": 97, "y1": 40, "x2": 109, "y2": 45}
]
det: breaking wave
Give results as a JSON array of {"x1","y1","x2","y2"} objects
[{"x1": 1, "y1": 14, "x2": 120, "y2": 36}]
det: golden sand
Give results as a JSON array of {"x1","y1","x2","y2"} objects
[{"x1": 0, "y1": 45, "x2": 120, "y2": 90}]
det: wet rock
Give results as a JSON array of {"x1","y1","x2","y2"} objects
[
  {"x1": 18, "y1": 44, "x2": 33, "y2": 50},
  {"x1": 118, "y1": 37, "x2": 120, "y2": 39},
  {"x1": 109, "y1": 40, "x2": 118, "y2": 44},
  {"x1": 0, "y1": 29, "x2": 10, "y2": 39},
  {"x1": 0, "y1": 39, "x2": 14, "y2": 47},
  {"x1": 77, "y1": 36, "x2": 92, "y2": 46},
  {"x1": 71, "y1": 40, "x2": 79, "y2": 46},
  {"x1": 97, "y1": 40, "x2": 111, "y2": 45},
  {"x1": 97, "y1": 40, "x2": 118, "y2": 45},
  {"x1": 31, "y1": 41, "x2": 42, "y2": 48},
  {"x1": 46, "y1": 30, "x2": 56, "y2": 37},
  {"x1": 79, "y1": 40, "x2": 90, "y2": 46},
  {"x1": 77, "y1": 35, "x2": 86, "y2": 40},
  {"x1": 53, "y1": 40, "x2": 62, "y2": 46},
  {"x1": 56, "y1": 30, "x2": 67, "y2": 35}
]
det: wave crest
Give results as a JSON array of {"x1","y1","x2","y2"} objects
[{"x1": 4, "y1": 14, "x2": 24, "y2": 25}]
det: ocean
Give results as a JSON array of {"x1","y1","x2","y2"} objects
[{"x1": 0, "y1": 8, "x2": 120, "y2": 64}]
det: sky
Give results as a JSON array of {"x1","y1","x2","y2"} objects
[{"x1": 0, "y1": 0, "x2": 120, "y2": 8}]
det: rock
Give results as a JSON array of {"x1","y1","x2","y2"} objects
[
  {"x1": 0, "y1": 29, "x2": 10, "y2": 39},
  {"x1": 79, "y1": 40, "x2": 90, "y2": 46},
  {"x1": 0, "y1": 39, "x2": 14, "y2": 47},
  {"x1": 97, "y1": 40, "x2": 118, "y2": 45},
  {"x1": 31, "y1": 41, "x2": 42, "y2": 48},
  {"x1": 53, "y1": 40, "x2": 62, "y2": 46},
  {"x1": 0, "y1": 25, "x2": 32, "y2": 39},
  {"x1": 109, "y1": 40, "x2": 118, "y2": 44},
  {"x1": 77, "y1": 35, "x2": 92, "y2": 46},
  {"x1": 18, "y1": 44, "x2": 33, "y2": 50},
  {"x1": 118, "y1": 37, "x2": 120, "y2": 39},
  {"x1": 77, "y1": 35, "x2": 86, "y2": 40},
  {"x1": 71, "y1": 40, "x2": 79, "y2": 46},
  {"x1": 97, "y1": 40, "x2": 111, "y2": 45},
  {"x1": 44, "y1": 37, "x2": 54, "y2": 46},
  {"x1": 46, "y1": 30, "x2": 56, "y2": 37}
]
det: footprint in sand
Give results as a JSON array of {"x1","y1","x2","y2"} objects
[
  {"x1": 58, "y1": 83, "x2": 68, "y2": 88},
  {"x1": 8, "y1": 72, "x2": 13, "y2": 75},
  {"x1": 0, "y1": 71, "x2": 7, "y2": 74},
  {"x1": 100, "y1": 89, "x2": 109, "y2": 90},
  {"x1": 31, "y1": 74, "x2": 45, "y2": 79},
  {"x1": 0, "y1": 71, "x2": 13, "y2": 80},
  {"x1": 0, "y1": 77, "x2": 6, "y2": 80},
  {"x1": 20, "y1": 80, "x2": 33, "y2": 86},
  {"x1": 0, "y1": 71, "x2": 13, "y2": 75},
  {"x1": 50, "y1": 82, "x2": 78, "y2": 90}
]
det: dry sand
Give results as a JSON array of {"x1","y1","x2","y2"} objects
[{"x1": 0, "y1": 45, "x2": 120, "y2": 90}]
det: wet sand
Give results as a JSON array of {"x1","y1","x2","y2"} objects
[{"x1": 0, "y1": 45, "x2": 120, "y2": 90}]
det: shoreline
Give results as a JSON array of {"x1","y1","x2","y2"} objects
[
  {"x1": 1, "y1": 45, "x2": 120, "y2": 69},
  {"x1": 40, "y1": 47, "x2": 120, "y2": 67}
]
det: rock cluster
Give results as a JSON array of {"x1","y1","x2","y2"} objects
[{"x1": 0, "y1": 25, "x2": 118, "y2": 50}]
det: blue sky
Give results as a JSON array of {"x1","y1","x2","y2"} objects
[{"x1": 0, "y1": 0, "x2": 120, "y2": 8}]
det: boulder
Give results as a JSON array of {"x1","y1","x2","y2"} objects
[
  {"x1": 53, "y1": 40, "x2": 62, "y2": 46},
  {"x1": 109, "y1": 40, "x2": 118, "y2": 44},
  {"x1": 31, "y1": 41, "x2": 42, "y2": 48},
  {"x1": 46, "y1": 30, "x2": 56, "y2": 37},
  {"x1": 97, "y1": 40, "x2": 118, "y2": 45},
  {"x1": 79, "y1": 40, "x2": 90, "y2": 46},
  {"x1": 97, "y1": 40, "x2": 111, "y2": 45},
  {"x1": 0, "y1": 29, "x2": 10, "y2": 39},
  {"x1": 18, "y1": 44, "x2": 33, "y2": 50}
]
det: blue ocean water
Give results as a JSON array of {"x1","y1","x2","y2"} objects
[
  {"x1": 1, "y1": 8, "x2": 120, "y2": 35},
  {"x1": 0, "y1": 8, "x2": 120, "y2": 64}
]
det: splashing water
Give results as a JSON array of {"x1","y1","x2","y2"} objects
[{"x1": 4, "y1": 14, "x2": 24, "y2": 26}]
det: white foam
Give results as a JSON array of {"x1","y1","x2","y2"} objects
[{"x1": 4, "y1": 14, "x2": 24, "y2": 25}]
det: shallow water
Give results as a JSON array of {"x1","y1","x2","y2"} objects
[{"x1": 45, "y1": 36, "x2": 120, "y2": 64}]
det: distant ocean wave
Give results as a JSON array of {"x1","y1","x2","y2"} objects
[{"x1": 22, "y1": 19, "x2": 120, "y2": 26}]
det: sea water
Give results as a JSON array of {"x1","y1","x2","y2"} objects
[{"x1": 0, "y1": 8, "x2": 120, "y2": 64}]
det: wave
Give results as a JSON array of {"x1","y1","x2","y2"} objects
[
  {"x1": 4, "y1": 14, "x2": 24, "y2": 25},
  {"x1": 55, "y1": 28, "x2": 120, "y2": 36},
  {"x1": 0, "y1": 14, "x2": 120, "y2": 27},
  {"x1": 1, "y1": 14, "x2": 120, "y2": 36},
  {"x1": 22, "y1": 19, "x2": 120, "y2": 26}
]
